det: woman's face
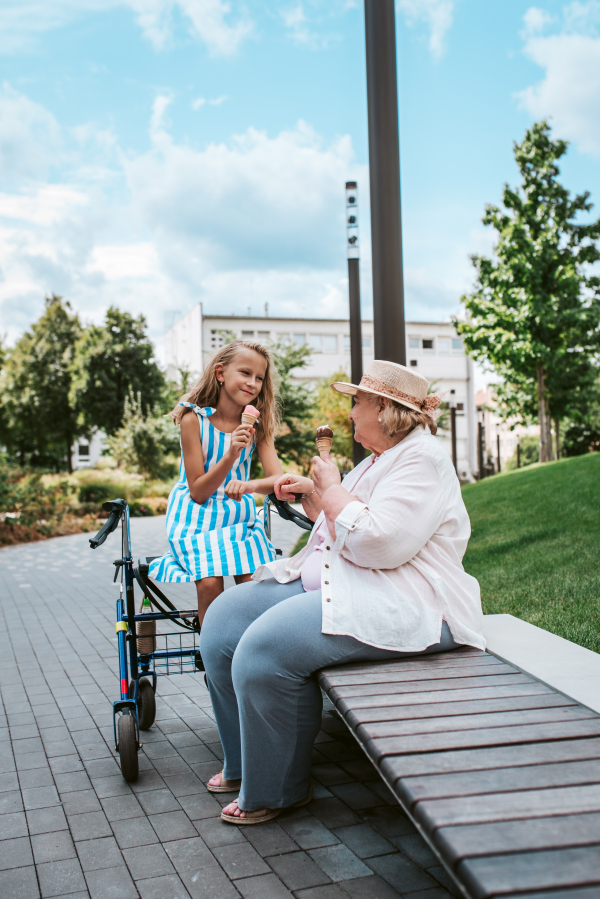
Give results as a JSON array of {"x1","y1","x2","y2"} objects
[{"x1": 348, "y1": 391, "x2": 383, "y2": 452}]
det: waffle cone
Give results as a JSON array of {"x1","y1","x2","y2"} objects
[
  {"x1": 315, "y1": 436, "x2": 333, "y2": 459},
  {"x1": 241, "y1": 413, "x2": 259, "y2": 427}
]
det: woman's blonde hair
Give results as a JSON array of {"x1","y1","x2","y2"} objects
[
  {"x1": 364, "y1": 393, "x2": 438, "y2": 437},
  {"x1": 171, "y1": 340, "x2": 280, "y2": 442}
]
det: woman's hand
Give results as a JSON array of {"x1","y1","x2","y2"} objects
[
  {"x1": 225, "y1": 480, "x2": 251, "y2": 502},
  {"x1": 274, "y1": 473, "x2": 314, "y2": 502},
  {"x1": 228, "y1": 425, "x2": 254, "y2": 459},
  {"x1": 312, "y1": 456, "x2": 342, "y2": 497}
]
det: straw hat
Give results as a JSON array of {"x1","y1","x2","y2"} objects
[{"x1": 331, "y1": 360, "x2": 442, "y2": 413}]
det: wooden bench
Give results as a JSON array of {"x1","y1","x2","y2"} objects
[{"x1": 318, "y1": 622, "x2": 600, "y2": 899}]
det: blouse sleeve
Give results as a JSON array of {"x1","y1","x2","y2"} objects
[{"x1": 334, "y1": 451, "x2": 446, "y2": 570}]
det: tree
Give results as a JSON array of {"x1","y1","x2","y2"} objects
[
  {"x1": 70, "y1": 307, "x2": 166, "y2": 437},
  {"x1": 455, "y1": 121, "x2": 600, "y2": 462},
  {"x1": 1, "y1": 295, "x2": 82, "y2": 471},
  {"x1": 107, "y1": 390, "x2": 180, "y2": 479},
  {"x1": 269, "y1": 339, "x2": 314, "y2": 472},
  {"x1": 308, "y1": 369, "x2": 354, "y2": 466}
]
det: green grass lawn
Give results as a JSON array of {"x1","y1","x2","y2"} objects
[{"x1": 463, "y1": 454, "x2": 600, "y2": 654}]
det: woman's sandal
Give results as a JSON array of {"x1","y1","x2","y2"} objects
[
  {"x1": 220, "y1": 782, "x2": 313, "y2": 825},
  {"x1": 207, "y1": 772, "x2": 242, "y2": 793}
]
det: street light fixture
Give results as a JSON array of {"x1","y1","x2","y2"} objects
[{"x1": 346, "y1": 181, "x2": 365, "y2": 466}]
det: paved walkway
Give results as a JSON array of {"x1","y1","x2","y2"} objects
[{"x1": 0, "y1": 514, "x2": 456, "y2": 899}]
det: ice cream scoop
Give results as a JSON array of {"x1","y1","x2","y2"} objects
[
  {"x1": 315, "y1": 425, "x2": 333, "y2": 459},
  {"x1": 241, "y1": 405, "x2": 260, "y2": 427}
]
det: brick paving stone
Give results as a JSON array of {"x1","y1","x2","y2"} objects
[
  {"x1": 178, "y1": 791, "x2": 223, "y2": 820},
  {"x1": 85, "y1": 864, "x2": 138, "y2": 899},
  {"x1": 213, "y1": 840, "x2": 271, "y2": 879},
  {"x1": 76, "y1": 836, "x2": 123, "y2": 871},
  {"x1": 0, "y1": 790, "x2": 24, "y2": 814},
  {"x1": 307, "y1": 845, "x2": 371, "y2": 882},
  {"x1": 90, "y1": 774, "x2": 132, "y2": 799},
  {"x1": 112, "y1": 816, "x2": 160, "y2": 849},
  {"x1": 236, "y1": 872, "x2": 293, "y2": 898},
  {"x1": 328, "y1": 784, "x2": 383, "y2": 811},
  {"x1": 361, "y1": 808, "x2": 415, "y2": 839},
  {"x1": 193, "y1": 815, "x2": 247, "y2": 848},
  {"x1": 311, "y1": 764, "x2": 355, "y2": 787},
  {"x1": 149, "y1": 809, "x2": 198, "y2": 841},
  {"x1": 0, "y1": 865, "x2": 40, "y2": 899},
  {"x1": 368, "y1": 853, "x2": 436, "y2": 894},
  {"x1": 55, "y1": 771, "x2": 93, "y2": 793},
  {"x1": 26, "y1": 806, "x2": 69, "y2": 835},
  {"x1": 62, "y1": 790, "x2": 103, "y2": 816},
  {"x1": 393, "y1": 833, "x2": 440, "y2": 869},
  {"x1": 242, "y1": 820, "x2": 298, "y2": 857},
  {"x1": 37, "y1": 857, "x2": 87, "y2": 897},
  {"x1": 332, "y1": 825, "x2": 394, "y2": 859},
  {"x1": 267, "y1": 851, "x2": 332, "y2": 891},
  {"x1": 101, "y1": 793, "x2": 144, "y2": 821},
  {"x1": 426, "y1": 865, "x2": 462, "y2": 898},
  {"x1": 31, "y1": 830, "x2": 77, "y2": 864},
  {"x1": 338, "y1": 874, "x2": 402, "y2": 898},
  {"x1": 123, "y1": 842, "x2": 176, "y2": 879},
  {"x1": 0, "y1": 835, "x2": 34, "y2": 869},
  {"x1": 49, "y1": 755, "x2": 84, "y2": 774},
  {"x1": 280, "y1": 815, "x2": 339, "y2": 851},
  {"x1": 137, "y1": 873, "x2": 190, "y2": 899},
  {"x1": 294, "y1": 887, "x2": 347, "y2": 899},
  {"x1": 18, "y1": 767, "x2": 54, "y2": 789},
  {"x1": 306, "y1": 799, "x2": 360, "y2": 830},
  {"x1": 0, "y1": 809, "x2": 27, "y2": 840},
  {"x1": 137, "y1": 788, "x2": 181, "y2": 815},
  {"x1": 183, "y1": 864, "x2": 240, "y2": 899},
  {"x1": 405, "y1": 888, "x2": 453, "y2": 899},
  {"x1": 0, "y1": 772, "x2": 19, "y2": 792},
  {"x1": 68, "y1": 811, "x2": 112, "y2": 841}
]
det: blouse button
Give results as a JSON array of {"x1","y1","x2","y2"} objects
[
  {"x1": 326, "y1": 546, "x2": 331, "y2": 551},
  {"x1": 324, "y1": 581, "x2": 329, "y2": 585},
  {"x1": 325, "y1": 564, "x2": 329, "y2": 568},
  {"x1": 326, "y1": 597, "x2": 331, "y2": 602}
]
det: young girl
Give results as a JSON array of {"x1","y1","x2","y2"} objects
[{"x1": 148, "y1": 340, "x2": 283, "y2": 624}]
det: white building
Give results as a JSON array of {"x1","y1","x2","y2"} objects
[{"x1": 164, "y1": 305, "x2": 478, "y2": 480}]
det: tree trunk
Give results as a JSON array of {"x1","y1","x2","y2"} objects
[
  {"x1": 554, "y1": 418, "x2": 560, "y2": 459},
  {"x1": 66, "y1": 432, "x2": 73, "y2": 474},
  {"x1": 537, "y1": 365, "x2": 551, "y2": 463}
]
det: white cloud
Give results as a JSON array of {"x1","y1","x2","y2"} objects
[
  {"x1": 0, "y1": 83, "x2": 62, "y2": 182},
  {"x1": 397, "y1": 0, "x2": 454, "y2": 59},
  {"x1": 0, "y1": 0, "x2": 252, "y2": 57},
  {"x1": 518, "y1": 2, "x2": 600, "y2": 156},
  {"x1": 192, "y1": 97, "x2": 206, "y2": 110}
]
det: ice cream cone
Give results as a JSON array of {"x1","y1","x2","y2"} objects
[
  {"x1": 315, "y1": 436, "x2": 333, "y2": 459},
  {"x1": 241, "y1": 412, "x2": 259, "y2": 427}
]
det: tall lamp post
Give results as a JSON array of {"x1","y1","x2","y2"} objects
[
  {"x1": 364, "y1": 0, "x2": 406, "y2": 365},
  {"x1": 449, "y1": 390, "x2": 457, "y2": 474},
  {"x1": 346, "y1": 182, "x2": 365, "y2": 466}
]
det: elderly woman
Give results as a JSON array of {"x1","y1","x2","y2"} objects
[{"x1": 200, "y1": 360, "x2": 485, "y2": 825}]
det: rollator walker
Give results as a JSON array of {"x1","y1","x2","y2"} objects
[{"x1": 89, "y1": 495, "x2": 312, "y2": 782}]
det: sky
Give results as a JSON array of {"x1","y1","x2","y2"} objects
[{"x1": 1, "y1": 0, "x2": 600, "y2": 364}]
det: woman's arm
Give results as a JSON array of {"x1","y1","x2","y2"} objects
[
  {"x1": 225, "y1": 439, "x2": 284, "y2": 501},
  {"x1": 181, "y1": 413, "x2": 253, "y2": 505},
  {"x1": 272, "y1": 473, "x2": 323, "y2": 522},
  {"x1": 311, "y1": 456, "x2": 356, "y2": 540}
]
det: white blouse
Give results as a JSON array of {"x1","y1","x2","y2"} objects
[{"x1": 253, "y1": 426, "x2": 485, "y2": 653}]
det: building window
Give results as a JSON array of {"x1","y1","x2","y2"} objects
[
  {"x1": 438, "y1": 338, "x2": 451, "y2": 354},
  {"x1": 78, "y1": 444, "x2": 90, "y2": 457},
  {"x1": 278, "y1": 333, "x2": 291, "y2": 343},
  {"x1": 344, "y1": 335, "x2": 351, "y2": 353},
  {"x1": 241, "y1": 330, "x2": 254, "y2": 339},
  {"x1": 210, "y1": 330, "x2": 225, "y2": 349},
  {"x1": 362, "y1": 336, "x2": 372, "y2": 351},
  {"x1": 452, "y1": 338, "x2": 463, "y2": 353},
  {"x1": 456, "y1": 403, "x2": 464, "y2": 411},
  {"x1": 257, "y1": 330, "x2": 270, "y2": 341},
  {"x1": 293, "y1": 333, "x2": 306, "y2": 347},
  {"x1": 408, "y1": 337, "x2": 420, "y2": 350},
  {"x1": 422, "y1": 339, "x2": 434, "y2": 351},
  {"x1": 323, "y1": 335, "x2": 337, "y2": 354},
  {"x1": 309, "y1": 334, "x2": 322, "y2": 351},
  {"x1": 410, "y1": 359, "x2": 418, "y2": 367}
]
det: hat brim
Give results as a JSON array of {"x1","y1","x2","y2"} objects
[{"x1": 330, "y1": 381, "x2": 422, "y2": 413}]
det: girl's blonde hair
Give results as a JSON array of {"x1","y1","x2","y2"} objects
[
  {"x1": 364, "y1": 393, "x2": 438, "y2": 437},
  {"x1": 171, "y1": 340, "x2": 280, "y2": 443}
]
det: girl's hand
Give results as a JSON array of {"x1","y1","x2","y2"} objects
[
  {"x1": 228, "y1": 425, "x2": 254, "y2": 459},
  {"x1": 225, "y1": 480, "x2": 250, "y2": 502},
  {"x1": 312, "y1": 456, "x2": 342, "y2": 497},
  {"x1": 274, "y1": 473, "x2": 314, "y2": 502}
]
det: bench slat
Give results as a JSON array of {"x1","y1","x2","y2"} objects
[
  {"x1": 321, "y1": 647, "x2": 487, "y2": 676},
  {"x1": 434, "y1": 810, "x2": 600, "y2": 863},
  {"x1": 355, "y1": 705, "x2": 594, "y2": 740},
  {"x1": 330, "y1": 672, "x2": 532, "y2": 700},
  {"x1": 457, "y1": 846, "x2": 600, "y2": 899},
  {"x1": 332, "y1": 681, "x2": 556, "y2": 713},
  {"x1": 344, "y1": 692, "x2": 575, "y2": 727},
  {"x1": 323, "y1": 662, "x2": 515, "y2": 686},
  {"x1": 366, "y1": 718, "x2": 600, "y2": 760},
  {"x1": 416, "y1": 783, "x2": 600, "y2": 830},
  {"x1": 399, "y1": 759, "x2": 600, "y2": 807}
]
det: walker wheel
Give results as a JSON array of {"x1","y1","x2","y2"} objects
[
  {"x1": 137, "y1": 678, "x2": 156, "y2": 731},
  {"x1": 118, "y1": 712, "x2": 139, "y2": 782}
]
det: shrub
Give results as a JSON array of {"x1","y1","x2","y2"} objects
[
  {"x1": 78, "y1": 483, "x2": 112, "y2": 504},
  {"x1": 562, "y1": 421, "x2": 600, "y2": 457},
  {"x1": 505, "y1": 434, "x2": 540, "y2": 470},
  {"x1": 108, "y1": 391, "x2": 180, "y2": 479}
]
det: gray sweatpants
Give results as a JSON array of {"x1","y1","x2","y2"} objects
[{"x1": 200, "y1": 578, "x2": 458, "y2": 810}]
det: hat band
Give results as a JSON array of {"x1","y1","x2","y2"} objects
[{"x1": 360, "y1": 374, "x2": 443, "y2": 412}]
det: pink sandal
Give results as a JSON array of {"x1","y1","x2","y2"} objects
[
  {"x1": 207, "y1": 772, "x2": 242, "y2": 793},
  {"x1": 220, "y1": 782, "x2": 313, "y2": 826}
]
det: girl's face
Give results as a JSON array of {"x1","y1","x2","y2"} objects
[{"x1": 217, "y1": 349, "x2": 268, "y2": 406}]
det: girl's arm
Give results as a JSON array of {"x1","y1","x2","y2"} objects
[
  {"x1": 181, "y1": 413, "x2": 254, "y2": 505},
  {"x1": 225, "y1": 438, "x2": 284, "y2": 501}
]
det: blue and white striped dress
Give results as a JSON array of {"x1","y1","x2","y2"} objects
[{"x1": 148, "y1": 404, "x2": 276, "y2": 583}]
